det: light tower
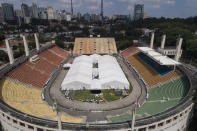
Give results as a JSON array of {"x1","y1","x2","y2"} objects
[
  {"x1": 175, "y1": 38, "x2": 183, "y2": 62},
  {"x1": 101, "y1": 0, "x2": 103, "y2": 20},
  {"x1": 150, "y1": 32, "x2": 155, "y2": 49},
  {"x1": 5, "y1": 39, "x2": 14, "y2": 65},
  {"x1": 34, "y1": 33, "x2": 40, "y2": 51},
  {"x1": 22, "y1": 35, "x2": 29, "y2": 57},
  {"x1": 71, "y1": 0, "x2": 73, "y2": 16}
]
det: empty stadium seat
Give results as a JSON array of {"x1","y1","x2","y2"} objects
[
  {"x1": 127, "y1": 54, "x2": 180, "y2": 87},
  {"x1": 7, "y1": 46, "x2": 70, "y2": 89},
  {"x1": 49, "y1": 46, "x2": 70, "y2": 59},
  {"x1": 121, "y1": 46, "x2": 139, "y2": 58},
  {"x1": 0, "y1": 80, "x2": 83, "y2": 123}
]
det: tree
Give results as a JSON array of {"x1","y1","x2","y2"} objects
[
  {"x1": 0, "y1": 51, "x2": 8, "y2": 62},
  {"x1": 117, "y1": 40, "x2": 133, "y2": 50},
  {"x1": 55, "y1": 39, "x2": 65, "y2": 49}
]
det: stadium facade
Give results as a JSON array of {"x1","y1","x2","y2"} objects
[{"x1": 0, "y1": 36, "x2": 196, "y2": 131}]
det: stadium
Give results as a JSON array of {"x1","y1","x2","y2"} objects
[{"x1": 0, "y1": 33, "x2": 196, "y2": 131}]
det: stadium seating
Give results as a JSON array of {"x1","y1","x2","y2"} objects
[
  {"x1": 127, "y1": 54, "x2": 180, "y2": 87},
  {"x1": 9, "y1": 64, "x2": 50, "y2": 88},
  {"x1": 136, "y1": 77, "x2": 189, "y2": 118},
  {"x1": 8, "y1": 46, "x2": 70, "y2": 89},
  {"x1": 40, "y1": 50, "x2": 63, "y2": 65},
  {"x1": 120, "y1": 46, "x2": 139, "y2": 58},
  {"x1": 73, "y1": 38, "x2": 117, "y2": 55},
  {"x1": 49, "y1": 46, "x2": 70, "y2": 59},
  {"x1": 109, "y1": 113, "x2": 132, "y2": 123},
  {"x1": 0, "y1": 80, "x2": 83, "y2": 123},
  {"x1": 137, "y1": 53, "x2": 173, "y2": 76},
  {"x1": 147, "y1": 77, "x2": 190, "y2": 101},
  {"x1": 33, "y1": 58, "x2": 56, "y2": 74},
  {"x1": 109, "y1": 77, "x2": 190, "y2": 121}
]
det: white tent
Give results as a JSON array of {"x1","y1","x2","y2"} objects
[
  {"x1": 63, "y1": 63, "x2": 72, "y2": 68},
  {"x1": 61, "y1": 54, "x2": 130, "y2": 90}
]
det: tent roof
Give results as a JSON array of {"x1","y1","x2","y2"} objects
[{"x1": 61, "y1": 54, "x2": 129, "y2": 90}]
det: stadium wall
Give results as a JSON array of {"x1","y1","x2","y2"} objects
[{"x1": 0, "y1": 102, "x2": 193, "y2": 131}]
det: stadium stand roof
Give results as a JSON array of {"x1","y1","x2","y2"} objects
[
  {"x1": 138, "y1": 47, "x2": 181, "y2": 65},
  {"x1": 73, "y1": 38, "x2": 118, "y2": 55},
  {"x1": 61, "y1": 54, "x2": 129, "y2": 90}
]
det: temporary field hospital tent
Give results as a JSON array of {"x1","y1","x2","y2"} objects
[{"x1": 61, "y1": 54, "x2": 129, "y2": 90}]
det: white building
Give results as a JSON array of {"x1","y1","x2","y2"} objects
[
  {"x1": 66, "y1": 13, "x2": 71, "y2": 21},
  {"x1": 31, "y1": 3, "x2": 39, "y2": 18},
  {"x1": 61, "y1": 54, "x2": 130, "y2": 90},
  {"x1": 47, "y1": 6, "x2": 54, "y2": 20}
]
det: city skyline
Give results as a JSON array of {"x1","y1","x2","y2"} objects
[{"x1": 0, "y1": 0, "x2": 197, "y2": 18}]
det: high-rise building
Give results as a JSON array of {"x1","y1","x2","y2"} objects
[
  {"x1": 15, "y1": 10, "x2": 23, "y2": 17},
  {"x1": 84, "y1": 13, "x2": 91, "y2": 22},
  {"x1": 91, "y1": 14, "x2": 101, "y2": 21},
  {"x1": 71, "y1": 0, "x2": 73, "y2": 16},
  {"x1": 77, "y1": 12, "x2": 81, "y2": 19},
  {"x1": 21, "y1": 3, "x2": 31, "y2": 24},
  {"x1": 0, "y1": 7, "x2": 4, "y2": 23},
  {"x1": 100, "y1": 0, "x2": 103, "y2": 20},
  {"x1": 21, "y1": 3, "x2": 30, "y2": 17},
  {"x1": 134, "y1": 4, "x2": 144, "y2": 21},
  {"x1": 66, "y1": 13, "x2": 71, "y2": 21},
  {"x1": 32, "y1": 3, "x2": 39, "y2": 18},
  {"x1": 15, "y1": 9, "x2": 23, "y2": 25},
  {"x1": 47, "y1": 7, "x2": 54, "y2": 20},
  {"x1": 38, "y1": 7, "x2": 48, "y2": 19},
  {"x1": 1, "y1": 3, "x2": 15, "y2": 21}
]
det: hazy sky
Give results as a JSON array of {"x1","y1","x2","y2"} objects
[{"x1": 1, "y1": 0, "x2": 197, "y2": 18}]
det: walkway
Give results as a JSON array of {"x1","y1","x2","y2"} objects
[{"x1": 47, "y1": 56, "x2": 146, "y2": 122}]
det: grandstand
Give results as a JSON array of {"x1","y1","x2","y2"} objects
[
  {"x1": 136, "y1": 77, "x2": 189, "y2": 117},
  {"x1": 127, "y1": 53, "x2": 180, "y2": 87},
  {"x1": 0, "y1": 79, "x2": 83, "y2": 123},
  {"x1": 49, "y1": 46, "x2": 70, "y2": 59},
  {"x1": 8, "y1": 46, "x2": 70, "y2": 88},
  {"x1": 109, "y1": 77, "x2": 190, "y2": 122},
  {"x1": 73, "y1": 38, "x2": 118, "y2": 55},
  {"x1": 120, "y1": 46, "x2": 139, "y2": 58}
]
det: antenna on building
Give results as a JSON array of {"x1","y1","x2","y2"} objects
[
  {"x1": 100, "y1": 0, "x2": 104, "y2": 20},
  {"x1": 71, "y1": 0, "x2": 73, "y2": 16}
]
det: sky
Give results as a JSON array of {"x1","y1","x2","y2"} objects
[{"x1": 0, "y1": 0, "x2": 197, "y2": 18}]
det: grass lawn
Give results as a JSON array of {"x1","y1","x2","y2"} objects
[
  {"x1": 69, "y1": 83, "x2": 133, "y2": 102},
  {"x1": 72, "y1": 90, "x2": 103, "y2": 102}
]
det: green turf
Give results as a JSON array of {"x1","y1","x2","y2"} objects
[
  {"x1": 103, "y1": 90, "x2": 123, "y2": 101},
  {"x1": 136, "y1": 99, "x2": 181, "y2": 118},
  {"x1": 72, "y1": 90, "x2": 103, "y2": 101},
  {"x1": 110, "y1": 113, "x2": 132, "y2": 123},
  {"x1": 70, "y1": 83, "x2": 133, "y2": 102}
]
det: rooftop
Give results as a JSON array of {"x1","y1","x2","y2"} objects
[
  {"x1": 73, "y1": 38, "x2": 118, "y2": 55},
  {"x1": 138, "y1": 47, "x2": 181, "y2": 65}
]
